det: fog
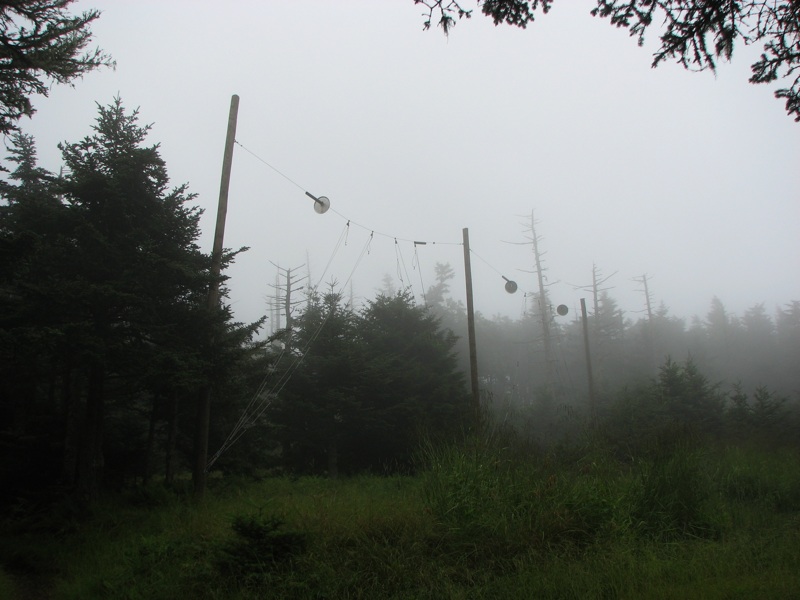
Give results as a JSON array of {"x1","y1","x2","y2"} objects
[{"x1": 21, "y1": 0, "x2": 800, "y2": 329}]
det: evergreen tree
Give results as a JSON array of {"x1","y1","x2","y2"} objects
[
  {"x1": 701, "y1": 296, "x2": 739, "y2": 384},
  {"x1": 269, "y1": 288, "x2": 469, "y2": 475},
  {"x1": 725, "y1": 382, "x2": 752, "y2": 437},
  {"x1": 270, "y1": 288, "x2": 364, "y2": 477},
  {"x1": 0, "y1": 0, "x2": 113, "y2": 136},
  {"x1": 650, "y1": 304, "x2": 688, "y2": 366},
  {"x1": 426, "y1": 261, "x2": 455, "y2": 308},
  {"x1": 425, "y1": 260, "x2": 469, "y2": 375},
  {"x1": 592, "y1": 290, "x2": 626, "y2": 390},
  {"x1": 54, "y1": 99, "x2": 218, "y2": 499},
  {"x1": 0, "y1": 132, "x2": 70, "y2": 494},
  {"x1": 655, "y1": 357, "x2": 724, "y2": 432},
  {"x1": 734, "y1": 303, "x2": 778, "y2": 390},
  {"x1": 358, "y1": 291, "x2": 469, "y2": 468},
  {"x1": 0, "y1": 99, "x2": 250, "y2": 503}
]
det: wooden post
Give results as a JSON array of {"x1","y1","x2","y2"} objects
[
  {"x1": 462, "y1": 228, "x2": 480, "y2": 427},
  {"x1": 580, "y1": 298, "x2": 597, "y2": 424},
  {"x1": 193, "y1": 94, "x2": 239, "y2": 498}
]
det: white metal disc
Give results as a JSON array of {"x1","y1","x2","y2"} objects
[{"x1": 313, "y1": 195, "x2": 330, "y2": 214}]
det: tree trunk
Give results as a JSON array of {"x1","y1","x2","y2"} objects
[
  {"x1": 193, "y1": 386, "x2": 211, "y2": 496},
  {"x1": 164, "y1": 392, "x2": 178, "y2": 485},
  {"x1": 327, "y1": 439, "x2": 339, "y2": 480},
  {"x1": 143, "y1": 395, "x2": 158, "y2": 485},
  {"x1": 76, "y1": 361, "x2": 104, "y2": 504},
  {"x1": 12, "y1": 367, "x2": 36, "y2": 435},
  {"x1": 60, "y1": 365, "x2": 80, "y2": 486}
]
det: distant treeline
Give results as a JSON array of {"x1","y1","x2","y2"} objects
[
  {"x1": 420, "y1": 264, "x2": 799, "y2": 445},
  {"x1": 424, "y1": 270, "x2": 798, "y2": 401}
]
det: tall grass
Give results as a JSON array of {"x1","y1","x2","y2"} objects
[
  {"x1": 629, "y1": 444, "x2": 725, "y2": 539},
  {"x1": 418, "y1": 430, "x2": 624, "y2": 556},
  {"x1": 2, "y1": 435, "x2": 800, "y2": 598}
]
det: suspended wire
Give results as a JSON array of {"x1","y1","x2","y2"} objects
[
  {"x1": 235, "y1": 140, "x2": 306, "y2": 193},
  {"x1": 394, "y1": 240, "x2": 405, "y2": 288},
  {"x1": 210, "y1": 230, "x2": 363, "y2": 469},
  {"x1": 207, "y1": 370, "x2": 276, "y2": 468},
  {"x1": 315, "y1": 221, "x2": 350, "y2": 289},
  {"x1": 210, "y1": 319, "x2": 331, "y2": 469},
  {"x1": 414, "y1": 242, "x2": 428, "y2": 306},
  {"x1": 520, "y1": 292, "x2": 530, "y2": 318},
  {"x1": 330, "y1": 206, "x2": 461, "y2": 247},
  {"x1": 209, "y1": 221, "x2": 362, "y2": 469},
  {"x1": 211, "y1": 231, "x2": 536, "y2": 466},
  {"x1": 469, "y1": 247, "x2": 536, "y2": 299},
  {"x1": 341, "y1": 229, "x2": 374, "y2": 290},
  {"x1": 470, "y1": 248, "x2": 505, "y2": 278},
  {"x1": 211, "y1": 334, "x2": 300, "y2": 464},
  {"x1": 395, "y1": 238, "x2": 415, "y2": 300},
  {"x1": 207, "y1": 231, "x2": 375, "y2": 470},
  {"x1": 207, "y1": 343, "x2": 290, "y2": 469},
  {"x1": 211, "y1": 140, "x2": 536, "y2": 468},
  {"x1": 246, "y1": 233, "x2": 373, "y2": 421},
  {"x1": 235, "y1": 139, "x2": 461, "y2": 247}
]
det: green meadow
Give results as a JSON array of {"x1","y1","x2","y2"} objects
[{"x1": 3, "y1": 432, "x2": 799, "y2": 600}]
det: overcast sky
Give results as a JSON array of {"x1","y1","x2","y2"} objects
[{"x1": 20, "y1": 0, "x2": 800, "y2": 330}]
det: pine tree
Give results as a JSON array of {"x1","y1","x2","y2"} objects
[
  {"x1": 0, "y1": 99, "x2": 243, "y2": 503},
  {"x1": 655, "y1": 357, "x2": 724, "y2": 432},
  {"x1": 0, "y1": 132, "x2": 70, "y2": 493},
  {"x1": 269, "y1": 288, "x2": 363, "y2": 477},
  {"x1": 358, "y1": 291, "x2": 469, "y2": 468},
  {"x1": 59, "y1": 98, "x2": 230, "y2": 499},
  {"x1": 0, "y1": 0, "x2": 113, "y2": 136},
  {"x1": 269, "y1": 288, "x2": 469, "y2": 475}
]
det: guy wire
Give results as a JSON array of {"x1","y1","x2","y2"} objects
[
  {"x1": 235, "y1": 140, "x2": 306, "y2": 192},
  {"x1": 236, "y1": 139, "x2": 462, "y2": 246},
  {"x1": 207, "y1": 231, "x2": 374, "y2": 470}
]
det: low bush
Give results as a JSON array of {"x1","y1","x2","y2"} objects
[{"x1": 216, "y1": 512, "x2": 309, "y2": 585}]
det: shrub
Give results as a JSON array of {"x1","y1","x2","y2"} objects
[{"x1": 216, "y1": 513, "x2": 309, "y2": 587}]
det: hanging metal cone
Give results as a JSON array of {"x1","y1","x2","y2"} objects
[
  {"x1": 313, "y1": 196, "x2": 330, "y2": 214},
  {"x1": 305, "y1": 191, "x2": 330, "y2": 214},
  {"x1": 502, "y1": 275, "x2": 518, "y2": 294}
]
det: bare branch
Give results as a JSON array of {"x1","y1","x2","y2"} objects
[{"x1": 417, "y1": 1, "x2": 800, "y2": 120}]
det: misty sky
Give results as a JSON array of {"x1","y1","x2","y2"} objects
[{"x1": 19, "y1": 1, "x2": 800, "y2": 330}]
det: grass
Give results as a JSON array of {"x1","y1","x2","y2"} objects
[{"x1": 2, "y1": 439, "x2": 800, "y2": 599}]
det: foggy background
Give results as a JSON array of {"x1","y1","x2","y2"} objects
[{"x1": 20, "y1": 0, "x2": 800, "y2": 330}]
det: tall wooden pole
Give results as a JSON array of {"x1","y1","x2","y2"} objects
[
  {"x1": 193, "y1": 94, "x2": 239, "y2": 497},
  {"x1": 462, "y1": 228, "x2": 480, "y2": 427}
]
